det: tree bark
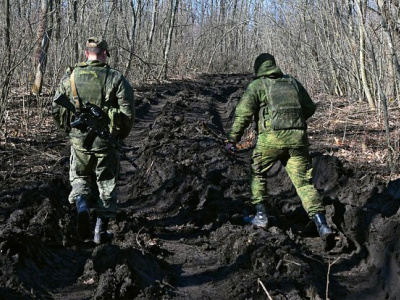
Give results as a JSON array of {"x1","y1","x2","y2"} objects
[
  {"x1": 160, "y1": 0, "x2": 179, "y2": 80},
  {"x1": 356, "y1": 0, "x2": 393, "y2": 169},
  {"x1": 0, "y1": 0, "x2": 11, "y2": 129},
  {"x1": 355, "y1": 0, "x2": 375, "y2": 110},
  {"x1": 32, "y1": 0, "x2": 53, "y2": 96},
  {"x1": 147, "y1": 0, "x2": 159, "y2": 55},
  {"x1": 124, "y1": 0, "x2": 140, "y2": 76},
  {"x1": 377, "y1": 0, "x2": 400, "y2": 103}
]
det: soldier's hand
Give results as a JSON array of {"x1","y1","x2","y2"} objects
[{"x1": 224, "y1": 142, "x2": 236, "y2": 155}]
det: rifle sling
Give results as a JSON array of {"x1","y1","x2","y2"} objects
[{"x1": 70, "y1": 70, "x2": 81, "y2": 113}]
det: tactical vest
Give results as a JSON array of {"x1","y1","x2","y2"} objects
[
  {"x1": 260, "y1": 75, "x2": 306, "y2": 131},
  {"x1": 69, "y1": 62, "x2": 112, "y2": 135},
  {"x1": 72, "y1": 62, "x2": 110, "y2": 110}
]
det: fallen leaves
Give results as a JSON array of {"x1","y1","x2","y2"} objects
[{"x1": 310, "y1": 95, "x2": 400, "y2": 178}]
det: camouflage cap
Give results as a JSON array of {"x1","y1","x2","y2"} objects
[{"x1": 86, "y1": 37, "x2": 110, "y2": 57}]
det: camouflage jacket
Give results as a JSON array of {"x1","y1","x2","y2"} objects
[
  {"x1": 227, "y1": 61, "x2": 316, "y2": 148},
  {"x1": 52, "y1": 60, "x2": 135, "y2": 152}
]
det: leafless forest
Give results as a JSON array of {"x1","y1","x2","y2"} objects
[{"x1": 1, "y1": 0, "x2": 400, "y2": 166}]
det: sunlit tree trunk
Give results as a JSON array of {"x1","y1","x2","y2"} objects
[
  {"x1": 102, "y1": 0, "x2": 116, "y2": 37},
  {"x1": 124, "y1": 0, "x2": 140, "y2": 76},
  {"x1": 355, "y1": 0, "x2": 375, "y2": 110},
  {"x1": 160, "y1": 0, "x2": 179, "y2": 79},
  {"x1": 355, "y1": 0, "x2": 392, "y2": 169},
  {"x1": 73, "y1": 0, "x2": 79, "y2": 62},
  {"x1": 32, "y1": 0, "x2": 53, "y2": 96},
  {"x1": 377, "y1": 0, "x2": 400, "y2": 103},
  {"x1": 147, "y1": 0, "x2": 159, "y2": 55}
]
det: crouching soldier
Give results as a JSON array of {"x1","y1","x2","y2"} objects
[
  {"x1": 52, "y1": 37, "x2": 135, "y2": 244},
  {"x1": 225, "y1": 53, "x2": 335, "y2": 249}
]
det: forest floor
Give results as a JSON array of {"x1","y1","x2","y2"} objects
[{"x1": 2, "y1": 73, "x2": 400, "y2": 299}]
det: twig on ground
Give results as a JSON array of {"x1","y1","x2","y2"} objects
[
  {"x1": 145, "y1": 160, "x2": 155, "y2": 182},
  {"x1": 257, "y1": 278, "x2": 274, "y2": 300},
  {"x1": 326, "y1": 257, "x2": 342, "y2": 300},
  {"x1": 136, "y1": 226, "x2": 145, "y2": 248},
  {"x1": 283, "y1": 259, "x2": 301, "y2": 266},
  {"x1": 275, "y1": 259, "x2": 282, "y2": 270},
  {"x1": 298, "y1": 252, "x2": 324, "y2": 265}
]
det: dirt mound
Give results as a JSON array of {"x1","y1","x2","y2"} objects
[{"x1": 1, "y1": 73, "x2": 400, "y2": 299}]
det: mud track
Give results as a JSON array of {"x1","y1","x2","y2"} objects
[{"x1": 1, "y1": 74, "x2": 400, "y2": 299}]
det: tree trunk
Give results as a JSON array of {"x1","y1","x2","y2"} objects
[
  {"x1": 160, "y1": 0, "x2": 179, "y2": 80},
  {"x1": 377, "y1": 0, "x2": 400, "y2": 104},
  {"x1": 124, "y1": 0, "x2": 139, "y2": 76},
  {"x1": 147, "y1": 0, "x2": 159, "y2": 55},
  {"x1": 102, "y1": 0, "x2": 116, "y2": 37},
  {"x1": 32, "y1": 0, "x2": 53, "y2": 96},
  {"x1": 355, "y1": 0, "x2": 375, "y2": 110},
  {"x1": 0, "y1": 0, "x2": 11, "y2": 130},
  {"x1": 356, "y1": 0, "x2": 393, "y2": 170}
]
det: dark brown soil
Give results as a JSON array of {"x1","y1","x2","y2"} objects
[{"x1": 1, "y1": 73, "x2": 400, "y2": 299}]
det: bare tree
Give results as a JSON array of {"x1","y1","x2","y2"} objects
[{"x1": 0, "y1": 0, "x2": 11, "y2": 130}]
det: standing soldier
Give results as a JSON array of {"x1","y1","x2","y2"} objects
[
  {"x1": 225, "y1": 53, "x2": 334, "y2": 248},
  {"x1": 52, "y1": 37, "x2": 135, "y2": 244}
]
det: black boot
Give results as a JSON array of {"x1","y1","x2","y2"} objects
[
  {"x1": 313, "y1": 213, "x2": 333, "y2": 237},
  {"x1": 76, "y1": 195, "x2": 90, "y2": 239},
  {"x1": 244, "y1": 203, "x2": 268, "y2": 228},
  {"x1": 313, "y1": 213, "x2": 335, "y2": 250},
  {"x1": 94, "y1": 218, "x2": 113, "y2": 245}
]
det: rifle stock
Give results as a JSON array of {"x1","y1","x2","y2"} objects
[
  {"x1": 82, "y1": 130, "x2": 97, "y2": 150},
  {"x1": 54, "y1": 94, "x2": 76, "y2": 113}
]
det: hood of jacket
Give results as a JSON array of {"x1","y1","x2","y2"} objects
[{"x1": 255, "y1": 60, "x2": 283, "y2": 78}]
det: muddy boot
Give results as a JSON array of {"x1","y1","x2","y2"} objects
[
  {"x1": 244, "y1": 203, "x2": 268, "y2": 228},
  {"x1": 76, "y1": 195, "x2": 90, "y2": 239},
  {"x1": 94, "y1": 218, "x2": 113, "y2": 245},
  {"x1": 313, "y1": 213, "x2": 335, "y2": 251}
]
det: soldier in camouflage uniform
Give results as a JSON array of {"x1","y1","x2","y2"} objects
[
  {"x1": 52, "y1": 37, "x2": 135, "y2": 244},
  {"x1": 225, "y1": 53, "x2": 334, "y2": 244}
]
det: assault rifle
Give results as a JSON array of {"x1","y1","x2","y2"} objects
[{"x1": 54, "y1": 94, "x2": 138, "y2": 169}]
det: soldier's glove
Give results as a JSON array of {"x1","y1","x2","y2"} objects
[{"x1": 224, "y1": 142, "x2": 236, "y2": 155}]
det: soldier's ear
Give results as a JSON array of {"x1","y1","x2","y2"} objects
[{"x1": 84, "y1": 49, "x2": 90, "y2": 58}]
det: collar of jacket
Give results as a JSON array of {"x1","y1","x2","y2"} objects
[{"x1": 75, "y1": 60, "x2": 108, "y2": 68}]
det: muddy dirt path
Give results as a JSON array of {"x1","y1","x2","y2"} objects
[{"x1": 1, "y1": 74, "x2": 400, "y2": 299}]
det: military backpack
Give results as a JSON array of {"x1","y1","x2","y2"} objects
[{"x1": 260, "y1": 75, "x2": 306, "y2": 131}]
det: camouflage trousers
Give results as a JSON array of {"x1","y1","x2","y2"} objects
[
  {"x1": 69, "y1": 146, "x2": 120, "y2": 219},
  {"x1": 250, "y1": 146, "x2": 324, "y2": 218}
]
